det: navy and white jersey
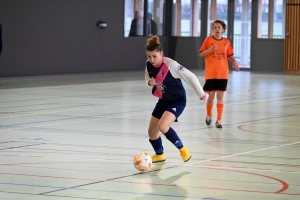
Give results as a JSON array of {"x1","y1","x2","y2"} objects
[{"x1": 145, "y1": 57, "x2": 205, "y2": 101}]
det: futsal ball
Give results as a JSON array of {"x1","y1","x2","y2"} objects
[{"x1": 133, "y1": 152, "x2": 152, "y2": 172}]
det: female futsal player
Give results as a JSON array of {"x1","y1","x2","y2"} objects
[
  {"x1": 199, "y1": 20, "x2": 240, "y2": 128},
  {"x1": 145, "y1": 35, "x2": 208, "y2": 163}
]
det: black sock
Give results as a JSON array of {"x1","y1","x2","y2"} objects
[
  {"x1": 164, "y1": 127, "x2": 183, "y2": 149},
  {"x1": 149, "y1": 137, "x2": 164, "y2": 155}
]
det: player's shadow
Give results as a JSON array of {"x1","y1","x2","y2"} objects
[{"x1": 133, "y1": 163, "x2": 190, "y2": 199}]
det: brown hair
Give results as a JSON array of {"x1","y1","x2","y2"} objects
[
  {"x1": 146, "y1": 35, "x2": 163, "y2": 52},
  {"x1": 212, "y1": 20, "x2": 226, "y2": 33}
]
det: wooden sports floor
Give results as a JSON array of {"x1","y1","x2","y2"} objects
[{"x1": 0, "y1": 70, "x2": 299, "y2": 200}]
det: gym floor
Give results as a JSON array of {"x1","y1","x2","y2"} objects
[{"x1": 0, "y1": 70, "x2": 299, "y2": 200}]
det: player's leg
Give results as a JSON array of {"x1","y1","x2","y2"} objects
[
  {"x1": 148, "y1": 100, "x2": 167, "y2": 163},
  {"x1": 206, "y1": 91, "x2": 215, "y2": 125},
  {"x1": 148, "y1": 116, "x2": 166, "y2": 163},
  {"x1": 159, "y1": 101, "x2": 191, "y2": 162},
  {"x1": 148, "y1": 116, "x2": 160, "y2": 140},
  {"x1": 215, "y1": 79, "x2": 227, "y2": 128},
  {"x1": 203, "y1": 79, "x2": 216, "y2": 126},
  {"x1": 215, "y1": 91, "x2": 225, "y2": 128}
]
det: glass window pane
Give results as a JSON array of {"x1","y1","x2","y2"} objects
[
  {"x1": 257, "y1": 0, "x2": 268, "y2": 38},
  {"x1": 148, "y1": 0, "x2": 165, "y2": 36},
  {"x1": 181, "y1": 0, "x2": 191, "y2": 36},
  {"x1": 234, "y1": 0, "x2": 252, "y2": 68},
  {"x1": 198, "y1": 0, "x2": 201, "y2": 36},
  {"x1": 172, "y1": 0, "x2": 191, "y2": 36},
  {"x1": 208, "y1": 0, "x2": 228, "y2": 37},
  {"x1": 172, "y1": 0, "x2": 200, "y2": 37},
  {"x1": 257, "y1": 0, "x2": 285, "y2": 39},
  {"x1": 273, "y1": 0, "x2": 285, "y2": 38},
  {"x1": 124, "y1": 0, "x2": 144, "y2": 37}
]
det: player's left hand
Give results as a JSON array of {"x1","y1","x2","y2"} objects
[{"x1": 233, "y1": 60, "x2": 240, "y2": 72}]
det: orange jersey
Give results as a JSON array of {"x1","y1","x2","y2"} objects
[{"x1": 199, "y1": 36, "x2": 234, "y2": 80}]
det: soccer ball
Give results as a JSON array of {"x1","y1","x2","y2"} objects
[{"x1": 133, "y1": 152, "x2": 152, "y2": 172}]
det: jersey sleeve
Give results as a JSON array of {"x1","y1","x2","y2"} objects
[
  {"x1": 144, "y1": 64, "x2": 151, "y2": 87},
  {"x1": 199, "y1": 37, "x2": 209, "y2": 53},
  {"x1": 168, "y1": 60, "x2": 205, "y2": 98}
]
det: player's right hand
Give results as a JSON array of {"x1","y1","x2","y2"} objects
[
  {"x1": 148, "y1": 77, "x2": 156, "y2": 86},
  {"x1": 210, "y1": 44, "x2": 217, "y2": 51}
]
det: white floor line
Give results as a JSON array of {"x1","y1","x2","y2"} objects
[
  {"x1": 183, "y1": 140, "x2": 300, "y2": 168},
  {"x1": 187, "y1": 165, "x2": 300, "y2": 174}
]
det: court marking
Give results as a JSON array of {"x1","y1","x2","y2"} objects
[
  {"x1": 1, "y1": 74, "x2": 298, "y2": 199},
  {"x1": 0, "y1": 141, "x2": 298, "y2": 196},
  {"x1": 238, "y1": 124, "x2": 300, "y2": 138},
  {"x1": 185, "y1": 140, "x2": 300, "y2": 167},
  {"x1": 0, "y1": 143, "x2": 44, "y2": 151}
]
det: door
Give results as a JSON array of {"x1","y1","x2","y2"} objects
[{"x1": 284, "y1": 0, "x2": 300, "y2": 72}]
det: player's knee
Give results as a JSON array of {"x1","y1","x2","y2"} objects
[
  {"x1": 148, "y1": 127, "x2": 158, "y2": 138},
  {"x1": 157, "y1": 123, "x2": 168, "y2": 134}
]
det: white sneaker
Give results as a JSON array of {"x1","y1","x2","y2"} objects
[{"x1": 200, "y1": 92, "x2": 209, "y2": 101}]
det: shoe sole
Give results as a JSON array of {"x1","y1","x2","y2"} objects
[
  {"x1": 215, "y1": 123, "x2": 222, "y2": 128},
  {"x1": 206, "y1": 119, "x2": 212, "y2": 126},
  {"x1": 184, "y1": 156, "x2": 191, "y2": 162},
  {"x1": 152, "y1": 159, "x2": 166, "y2": 163}
]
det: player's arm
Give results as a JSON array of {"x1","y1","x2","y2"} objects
[
  {"x1": 199, "y1": 37, "x2": 216, "y2": 57},
  {"x1": 228, "y1": 56, "x2": 240, "y2": 72},
  {"x1": 199, "y1": 45, "x2": 216, "y2": 57},
  {"x1": 169, "y1": 62, "x2": 206, "y2": 99},
  {"x1": 144, "y1": 66, "x2": 156, "y2": 86}
]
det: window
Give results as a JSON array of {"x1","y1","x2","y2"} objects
[
  {"x1": 207, "y1": 0, "x2": 228, "y2": 37},
  {"x1": 233, "y1": 0, "x2": 252, "y2": 68},
  {"x1": 148, "y1": 0, "x2": 165, "y2": 36},
  {"x1": 124, "y1": 0, "x2": 144, "y2": 37},
  {"x1": 257, "y1": 0, "x2": 285, "y2": 38},
  {"x1": 124, "y1": 0, "x2": 164, "y2": 37},
  {"x1": 172, "y1": 0, "x2": 201, "y2": 36}
]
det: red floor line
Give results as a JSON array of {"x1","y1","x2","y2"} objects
[
  {"x1": 111, "y1": 180, "x2": 300, "y2": 196},
  {"x1": 195, "y1": 166, "x2": 289, "y2": 194},
  {"x1": 255, "y1": 168, "x2": 272, "y2": 170},
  {"x1": 0, "y1": 171, "x2": 298, "y2": 196},
  {"x1": 214, "y1": 159, "x2": 300, "y2": 169},
  {"x1": 230, "y1": 166, "x2": 247, "y2": 168},
  {"x1": 3, "y1": 144, "x2": 300, "y2": 160},
  {"x1": 238, "y1": 125, "x2": 300, "y2": 138},
  {"x1": 2, "y1": 151, "x2": 299, "y2": 169},
  {"x1": 0, "y1": 171, "x2": 291, "y2": 186}
]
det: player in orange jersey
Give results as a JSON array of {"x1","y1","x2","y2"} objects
[{"x1": 199, "y1": 20, "x2": 240, "y2": 128}]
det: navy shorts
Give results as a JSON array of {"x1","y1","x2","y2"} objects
[
  {"x1": 152, "y1": 98, "x2": 186, "y2": 121},
  {"x1": 203, "y1": 79, "x2": 228, "y2": 91}
]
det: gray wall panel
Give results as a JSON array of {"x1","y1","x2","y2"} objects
[
  {"x1": 171, "y1": 37, "x2": 204, "y2": 70},
  {"x1": 0, "y1": 0, "x2": 285, "y2": 77},
  {"x1": 251, "y1": 39, "x2": 284, "y2": 72},
  {"x1": 0, "y1": 0, "x2": 163, "y2": 77}
]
